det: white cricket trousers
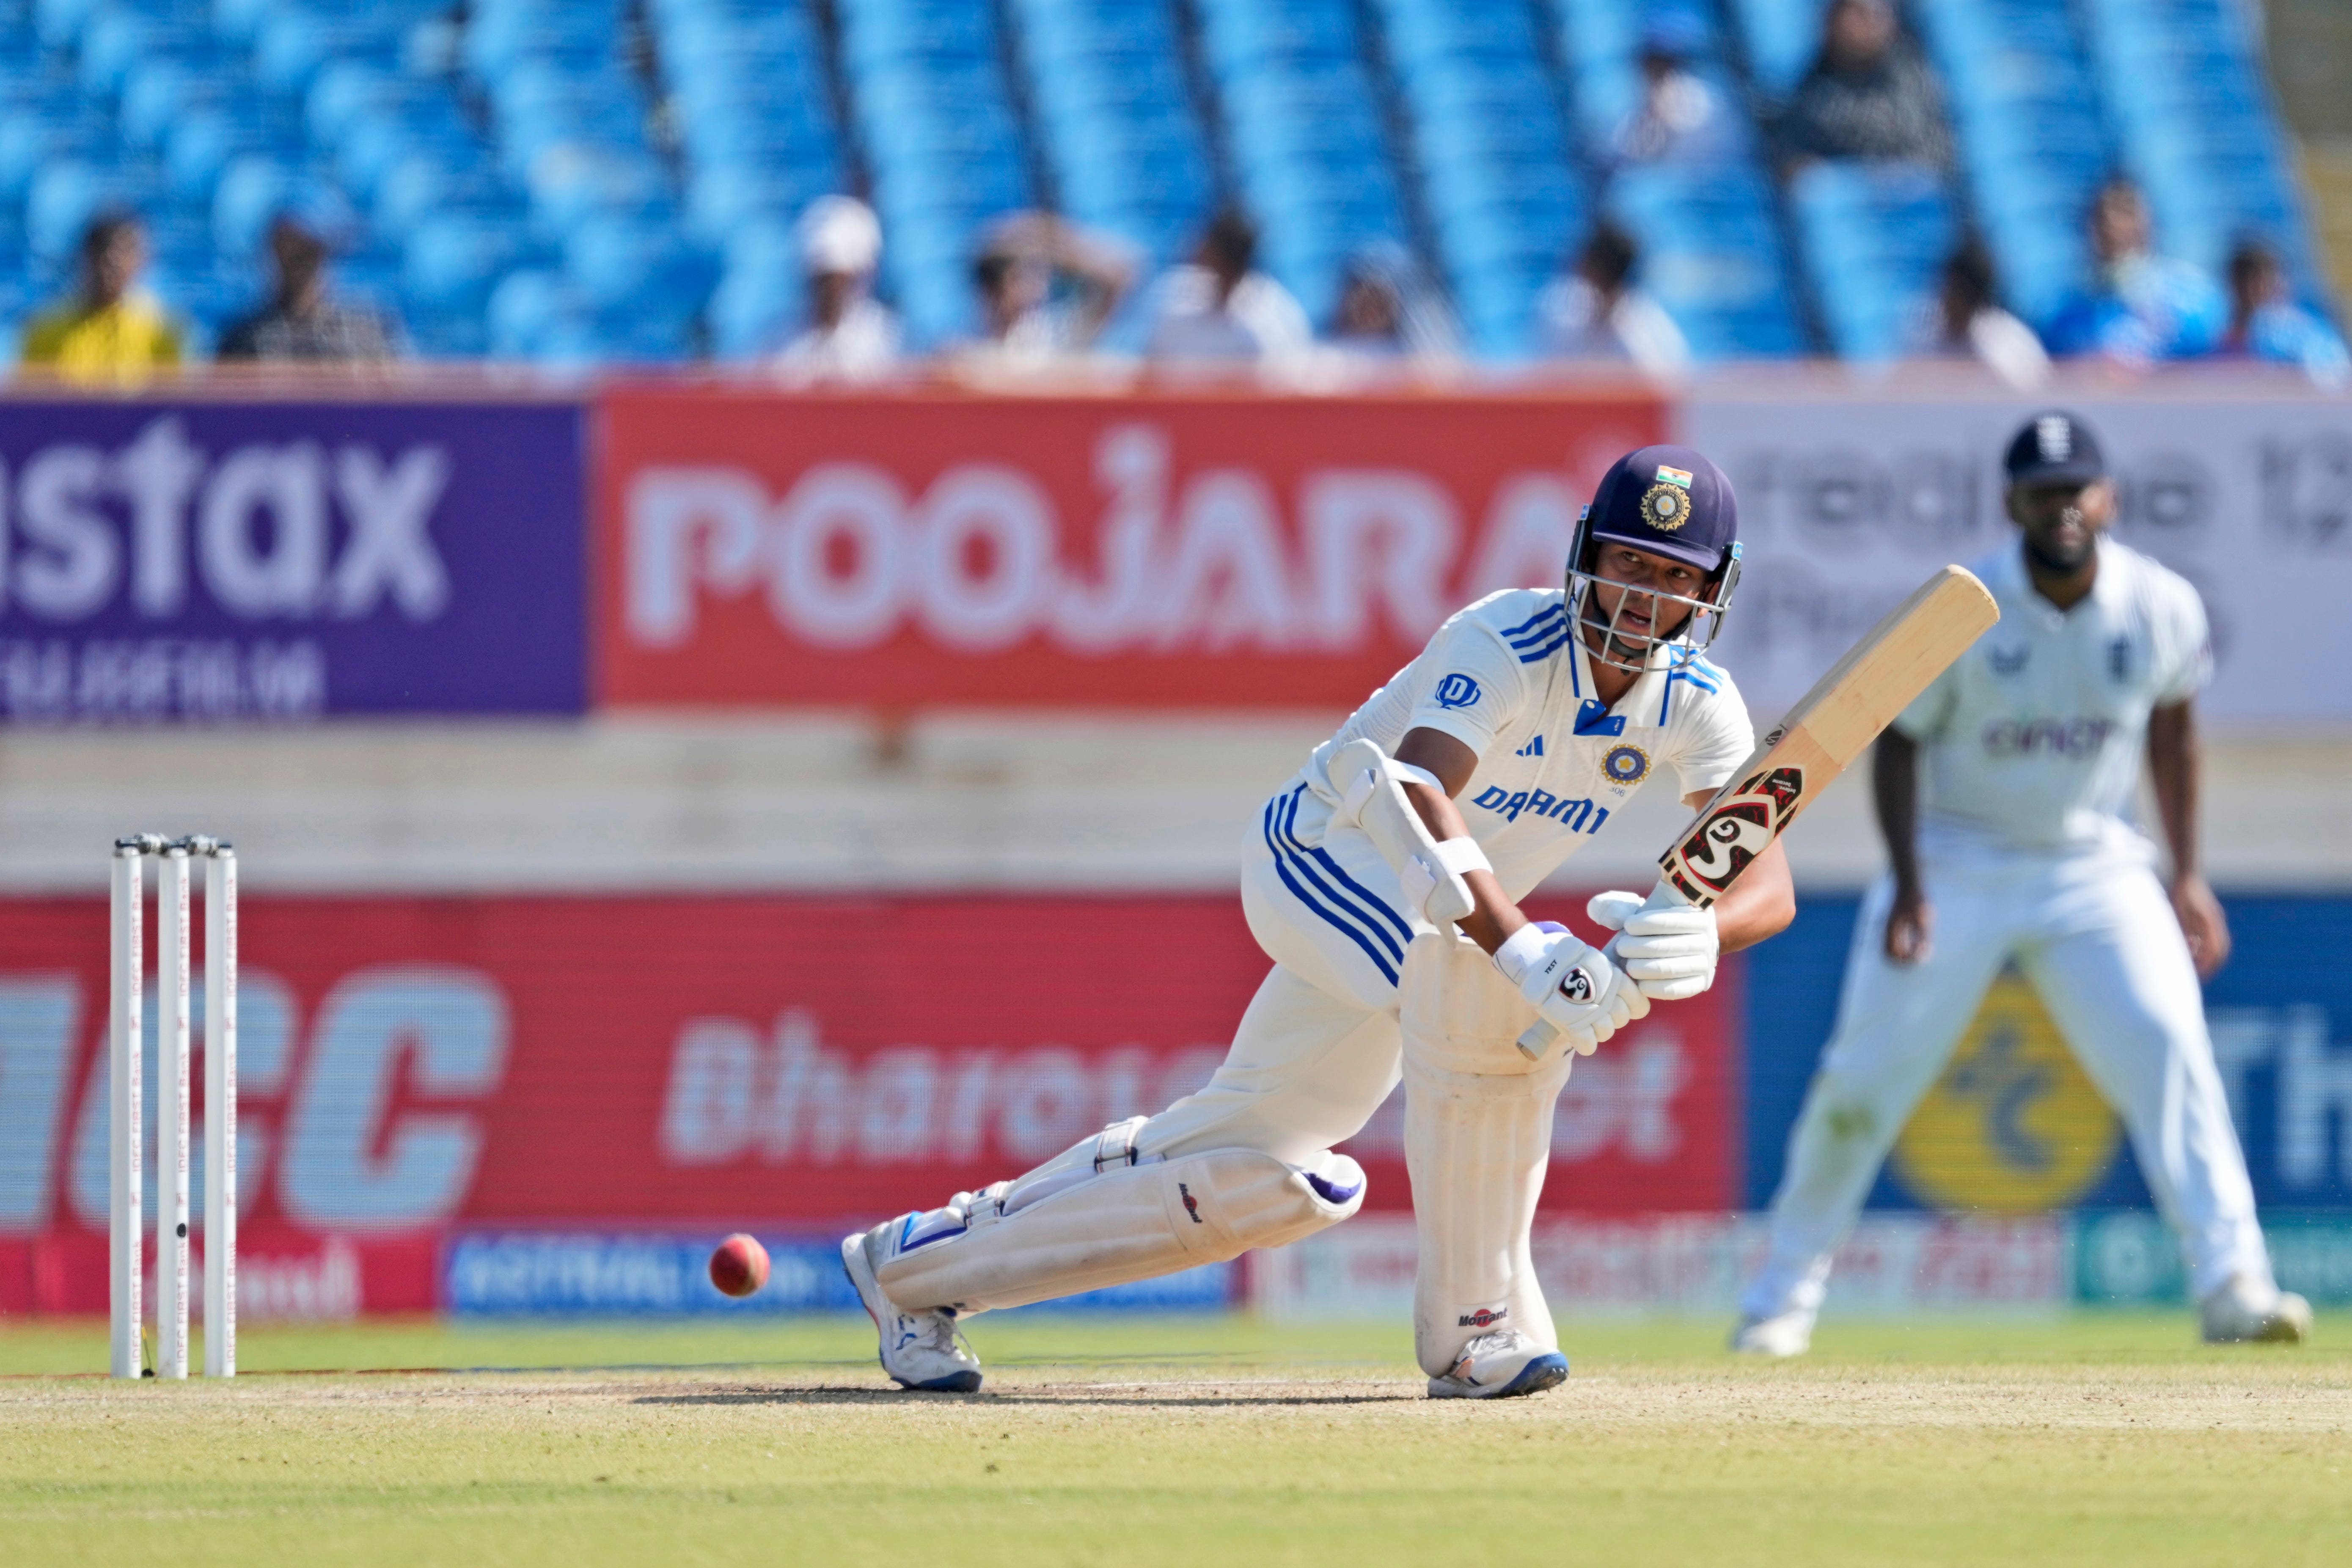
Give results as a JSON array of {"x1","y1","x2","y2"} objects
[
  {"x1": 1744, "y1": 850, "x2": 2273, "y2": 1320},
  {"x1": 1128, "y1": 784, "x2": 1417, "y2": 1168}
]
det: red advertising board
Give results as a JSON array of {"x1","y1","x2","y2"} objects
[
  {"x1": 0, "y1": 892, "x2": 1736, "y2": 1313},
  {"x1": 594, "y1": 388, "x2": 1665, "y2": 708}
]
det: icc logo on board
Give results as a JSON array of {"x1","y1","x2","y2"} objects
[{"x1": 1891, "y1": 970, "x2": 2121, "y2": 1212}]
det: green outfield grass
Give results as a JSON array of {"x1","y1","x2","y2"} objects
[{"x1": 3, "y1": 1312, "x2": 2348, "y2": 1565}]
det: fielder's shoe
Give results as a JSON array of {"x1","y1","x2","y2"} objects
[
  {"x1": 840, "y1": 1230, "x2": 984, "y2": 1392},
  {"x1": 2200, "y1": 1274, "x2": 2313, "y2": 1345},
  {"x1": 1426, "y1": 1330, "x2": 1570, "y2": 1399},
  {"x1": 1730, "y1": 1309, "x2": 1814, "y2": 1358}
]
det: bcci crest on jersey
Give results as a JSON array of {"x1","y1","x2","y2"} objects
[{"x1": 1602, "y1": 744, "x2": 1649, "y2": 785}]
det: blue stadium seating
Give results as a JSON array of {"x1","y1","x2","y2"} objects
[
  {"x1": 0, "y1": 0, "x2": 2330, "y2": 366},
  {"x1": 1372, "y1": 0, "x2": 1579, "y2": 360},
  {"x1": 1192, "y1": 0, "x2": 1407, "y2": 328},
  {"x1": 1912, "y1": 0, "x2": 2109, "y2": 330},
  {"x1": 1004, "y1": 0, "x2": 1213, "y2": 269},
  {"x1": 1552, "y1": 0, "x2": 1802, "y2": 358},
  {"x1": 1786, "y1": 160, "x2": 1954, "y2": 360},
  {"x1": 2080, "y1": 0, "x2": 2322, "y2": 304},
  {"x1": 1725, "y1": 0, "x2": 1828, "y2": 108},
  {"x1": 832, "y1": 0, "x2": 1033, "y2": 348}
]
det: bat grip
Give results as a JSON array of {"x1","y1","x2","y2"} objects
[{"x1": 1515, "y1": 1019, "x2": 1554, "y2": 1059}]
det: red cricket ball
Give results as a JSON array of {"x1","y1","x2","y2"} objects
[{"x1": 709, "y1": 1233, "x2": 770, "y2": 1298}]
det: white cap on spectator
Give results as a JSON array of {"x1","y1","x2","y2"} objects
[{"x1": 798, "y1": 195, "x2": 882, "y2": 276}]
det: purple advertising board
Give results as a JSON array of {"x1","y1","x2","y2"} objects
[{"x1": 0, "y1": 397, "x2": 585, "y2": 718}]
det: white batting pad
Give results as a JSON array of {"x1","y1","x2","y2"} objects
[
  {"x1": 1400, "y1": 932, "x2": 1573, "y2": 1377},
  {"x1": 872, "y1": 1137, "x2": 1367, "y2": 1314}
]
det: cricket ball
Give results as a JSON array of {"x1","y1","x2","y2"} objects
[{"x1": 709, "y1": 1233, "x2": 770, "y2": 1298}]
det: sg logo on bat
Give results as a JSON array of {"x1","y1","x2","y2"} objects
[{"x1": 1664, "y1": 765, "x2": 1806, "y2": 902}]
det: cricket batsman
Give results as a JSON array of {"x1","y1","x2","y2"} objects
[
  {"x1": 843, "y1": 445, "x2": 1795, "y2": 1397},
  {"x1": 1735, "y1": 412, "x2": 2311, "y2": 1354}
]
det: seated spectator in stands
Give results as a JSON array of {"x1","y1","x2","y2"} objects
[
  {"x1": 2217, "y1": 238, "x2": 2348, "y2": 388},
  {"x1": 1535, "y1": 221, "x2": 1691, "y2": 377},
  {"x1": 1779, "y1": 0, "x2": 1951, "y2": 171},
  {"x1": 774, "y1": 195, "x2": 900, "y2": 385},
  {"x1": 20, "y1": 211, "x2": 181, "y2": 382},
  {"x1": 217, "y1": 213, "x2": 399, "y2": 363},
  {"x1": 961, "y1": 212, "x2": 1140, "y2": 369},
  {"x1": 1607, "y1": 12, "x2": 1742, "y2": 172},
  {"x1": 1906, "y1": 238, "x2": 2049, "y2": 389},
  {"x1": 1326, "y1": 240, "x2": 1461, "y2": 371},
  {"x1": 2043, "y1": 179, "x2": 2226, "y2": 365},
  {"x1": 1145, "y1": 208, "x2": 1310, "y2": 369}
]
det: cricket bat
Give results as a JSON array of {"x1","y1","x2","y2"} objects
[{"x1": 1518, "y1": 564, "x2": 2000, "y2": 1056}]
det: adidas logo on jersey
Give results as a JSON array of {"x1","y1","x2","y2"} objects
[{"x1": 1515, "y1": 735, "x2": 1544, "y2": 757}]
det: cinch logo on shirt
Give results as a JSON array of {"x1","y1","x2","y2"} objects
[
  {"x1": 1434, "y1": 672, "x2": 1481, "y2": 709},
  {"x1": 1471, "y1": 785, "x2": 1612, "y2": 833},
  {"x1": 1981, "y1": 718, "x2": 2114, "y2": 758}
]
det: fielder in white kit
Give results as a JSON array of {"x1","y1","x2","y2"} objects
[
  {"x1": 844, "y1": 445, "x2": 1795, "y2": 1397},
  {"x1": 1735, "y1": 412, "x2": 2311, "y2": 1353}
]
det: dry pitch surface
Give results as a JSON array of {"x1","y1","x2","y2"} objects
[{"x1": 3, "y1": 1313, "x2": 2349, "y2": 1565}]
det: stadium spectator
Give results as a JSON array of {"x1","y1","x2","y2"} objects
[
  {"x1": 1778, "y1": 0, "x2": 1952, "y2": 172},
  {"x1": 1535, "y1": 221, "x2": 1691, "y2": 377},
  {"x1": 1605, "y1": 12, "x2": 1742, "y2": 173},
  {"x1": 774, "y1": 196, "x2": 900, "y2": 385},
  {"x1": 1325, "y1": 240, "x2": 1461, "y2": 371},
  {"x1": 1907, "y1": 238, "x2": 2049, "y2": 389},
  {"x1": 2043, "y1": 179, "x2": 2227, "y2": 365},
  {"x1": 2217, "y1": 238, "x2": 2348, "y2": 388},
  {"x1": 19, "y1": 211, "x2": 182, "y2": 382},
  {"x1": 1144, "y1": 208, "x2": 1311, "y2": 369},
  {"x1": 217, "y1": 214, "x2": 399, "y2": 364},
  {"x1": 961, "y1": 212, "x2": 1140, "y2": 368}
]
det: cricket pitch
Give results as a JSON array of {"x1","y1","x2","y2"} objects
[{"x1": 3, "y1": 1313, "x2": 2347, "y2": 1565}]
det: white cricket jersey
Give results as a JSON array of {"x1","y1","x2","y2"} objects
[
  {"x1": 1893, "y1": 539, "x2": 2211, "y2": 861},
  {"x1": 1292, "y1": 589, "x2": 1755, "y2": 900}
]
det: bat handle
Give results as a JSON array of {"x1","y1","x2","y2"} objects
[{"x1": 1515, "y1": 1019, "x2": 1555, "y2": 1059}]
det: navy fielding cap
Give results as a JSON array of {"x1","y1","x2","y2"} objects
[
  {"x1": 2004, "y1": 411, "x2": 2107, "y2": 486},
  {"x1": 1586, "y1": 444, "x2": 1738, "y2": 574}
]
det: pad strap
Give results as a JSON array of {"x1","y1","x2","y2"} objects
[{"x1": 1092, "y1": 1116, "x2": 1147, "y2": 1171}]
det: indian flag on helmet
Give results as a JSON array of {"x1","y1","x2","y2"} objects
[{"x1": 1655, "y1": 465, "x2": 1695, "y2": 490}]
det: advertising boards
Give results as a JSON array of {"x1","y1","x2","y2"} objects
[
  {"x1": 0, "y1": 397, "x2": 586, "y2": 719},
  {"x1": 0, "y1": 888, "x2": 1735, "y2": 1316},
  {"x1": 596, "y1": 387, "x2": 1665, "y2": 709}
]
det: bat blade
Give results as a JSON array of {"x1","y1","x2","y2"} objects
[
  {"x1": 1516, "y1": 565, "x2": 1997, "y2": 1059},
  {"x1": 1660, "y1": 563, "x2": 1999, "y2": 905}
]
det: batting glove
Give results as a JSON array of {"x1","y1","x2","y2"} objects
[
  {"x1": 1492, "y1": 921, "x2": 1648, "y2": 1055},
  {"x1": 1589, "y1": 884, "x2": 1718, "y2": 1001}
]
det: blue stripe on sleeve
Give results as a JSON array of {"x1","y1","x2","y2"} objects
[
  {"x1": 1505, "y1": 611, "x2": 1568, "y2": 649},
  {"x1": 1517, "y1": 628, "x2": 1571, "y2": 663},
  {"x1": 1499, "y1": 603, "x2": 1566, "y2": 640}
]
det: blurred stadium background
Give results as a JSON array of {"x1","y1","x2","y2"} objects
[{"x1": 3, "y1": 0, "x2": 2351, "y2": 1350}]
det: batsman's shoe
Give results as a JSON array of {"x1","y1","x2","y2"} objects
[
  {"x1": 840, "y1": 1230, "x2": 984, "y2": 1392},
  {"x1": 2200, "y1": 1275, "x2": 2313, "y2": 1345},
  {"x1": 1730, "y1": 1309, "x2": 1814, "y2": 1358},
  {"x1": 1427, "y1": 1330, "x2": 1569, "y2": 1400}
]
